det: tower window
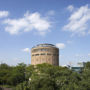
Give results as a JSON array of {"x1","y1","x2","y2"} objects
[
  {"x1": 35, "y1": 54, "x2": 39, "y2": 56},
  {"x1": 47, "y1": 53, "x2": 51, "y2": 55},
  {"x1": 41, "y1": 53, "x2": 46, "y2": 55}
]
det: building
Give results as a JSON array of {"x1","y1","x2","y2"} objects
[
  {"x1": 71, "y1": 62, "x2": 86, "y2": 73},
  {"x1": 31, "y1": 43, "x2": 59, "y2": 66},
  {"x1": 71, "y1": 67, "x2": 83, "y2": 73},
  {"x1": 66, "y1": 62, "x2": 86, "y2": 73}
]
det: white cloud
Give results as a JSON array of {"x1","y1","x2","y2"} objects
[
  {"x1": 56, "y1": 43, "x2": 65, "y2": 49},
  {"x1": 75, "y1": 54, "x2": 81, "y2": 57},
  {"x1": 3, "y1": 11, "x2": 51, "y2": 35},
  {"x1": 0, "y1": 11, "x2": 9, "y2": 18},
  {"x1": 88, "y1": 53, "x2": 90, "y2": 56},
  {"x1": 88, "y1": 30, "x2": 90, "y2": 34},
  {"x1": 22, "y1": 48, "x2": 30, "y2": 53},
  {"x1": 67, "y1": 40, "x2": 72, "y2": 44},
  {"x1": 67, "y1": 5, "x2": 74, "y2": 12},
  {"x1": 47, "y1": 10, "x2": 55, "y2": 16},
  {"x1": 63, "y1": 5, "x2": 90, "y2": 36}
]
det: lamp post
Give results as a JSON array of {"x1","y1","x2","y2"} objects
[{"x1": 24, "y1": 70, "x2": 26, "y2": 82}]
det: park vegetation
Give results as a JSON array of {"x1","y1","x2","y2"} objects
[{"x1": 0, "y1": 62, "x2": 90, "y2": 90}]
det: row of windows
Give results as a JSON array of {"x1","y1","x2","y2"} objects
[
  {"x1": 32, "y1": 48, "x2": 58, "y2": 52},
  {"x1": 32, "y1": 49, "x2": 49, "y2": 52},
  {"x1": 32, "y1": 53, "x2": 59, "y2": 56}
]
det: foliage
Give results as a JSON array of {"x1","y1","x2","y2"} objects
[
  {"x1": 0, "y1": 62, "x2": 90, "y2": 90},
  {"x1": 0, "y1": 63, "x2": 26, "y2": 86}
]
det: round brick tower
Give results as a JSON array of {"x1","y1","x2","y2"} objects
[{"x1": 31, "y1": 44, "x2": 59, "y2": 66}]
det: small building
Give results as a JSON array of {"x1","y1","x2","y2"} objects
[
  {"x1": 66, "y1": 62, "x2": 86, "y2": 73},
  {"x1": 71, "y1": 67, "x2": 83, "y2": 73}
]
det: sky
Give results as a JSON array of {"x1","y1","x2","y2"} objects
[{"x1": 0, "y1": 0, "x2": 90, "y2": 66}]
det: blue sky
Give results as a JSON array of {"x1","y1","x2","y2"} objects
[{"x1": 0, "y1": 0, "x2": 90, "y2": 66}]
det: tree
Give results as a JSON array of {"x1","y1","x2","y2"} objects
[
  {"x1": 80, "y1": 62, "x2": 90, "y2": 90},
  {"x1": 0, "y1": 63, "x2": 13, "y2": 85},
  {"x1": 9, "y1": 63, "x2": 26, "y2": 86},
  {"x1": 0, "y1": 62, "x2": 90, "y2": 90}
]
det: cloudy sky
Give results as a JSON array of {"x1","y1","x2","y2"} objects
[{"x1": 0, "y1": 0, "x2": 90, "y2": 66}]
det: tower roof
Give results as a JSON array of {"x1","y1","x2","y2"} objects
[{"x1": 32, "y1": 43, "x2": 58, "y2": 48}]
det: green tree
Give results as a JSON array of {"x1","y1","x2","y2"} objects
[
  {"x1": 80, "y1": 62, "x2": 90, "y2": 90},
  {"x1": 9, "y1": 63, "x2": 26, "y2": 86},
  {"x1": 0, "y1": 63, "x2": 13, "y2": 85}
]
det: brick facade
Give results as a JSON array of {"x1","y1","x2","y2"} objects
[{"x1": 31, "y1": 44, "x2": 59, "y2": 66}]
